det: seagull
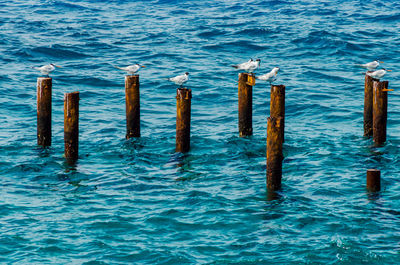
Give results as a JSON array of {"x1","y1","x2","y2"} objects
[
  {"x1": 232, "y1": 59, "x2": 261, "y2": 73},
  {"x1": 357, "y1": 60, "x2": 383, "y2": 71},
  {"x1": 32, "y1": 63, "x2": 61, "y2": 76},
  {"x1": 168, "y1": 72, "x2": 189, "y2": 87},
  {"x1": 366, "y1": 68, "x2": 391, "y2": 79},
  {"x1": 115, "y1": 64, "x2": 145, "y2": 75},
  {"x1": 256, "y1": 67, "x2": 280, "y2": 83}
]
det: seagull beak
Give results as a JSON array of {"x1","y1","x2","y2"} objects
[
  {"x1": 55, "y1": 65, "x2": 62, "y2": 68},
  {"x1": 380, "y1": 61, "x2": 384, "y2": 63},
  {"x1": 387, "y1": 69, "x2": 392, "y2": 72},
  {"x1": 141, "y1": 65, "x2": 146, "y2": 68}
]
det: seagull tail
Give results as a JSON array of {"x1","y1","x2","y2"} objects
[
  {"x1": 114, "y1": 66, "x2": 125, "y2": 71},
  {"x1": 231, "y1": 65, "x2": 239, "y2": 69}
]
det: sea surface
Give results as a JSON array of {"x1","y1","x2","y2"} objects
[{"x1": 1, "y1": 0, "x2": 400, "y2": 264}]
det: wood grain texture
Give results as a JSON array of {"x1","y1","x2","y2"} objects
[
  {"x1": 125, "y1": 75, "x2": 140, "y2": 139},
  {"x1": 238, "y1": 73, "x2": 253, "y2": 137},
  {"x1": 64, "y1": 92, "x2": 80, "y2": 163},
  {"x1": 37, "y1": 77, "x2": 52, "y2": 146},
  {"x1": 176, "y1": 88, "x2": 192, "y2": 153}
]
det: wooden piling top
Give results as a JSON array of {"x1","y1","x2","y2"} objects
[
  {"x1": 65, "y1": 91, "x2": 80, "y2": 96},
  {"x1": 246, "y1": 73, "x2": 256, "y2": 86},
  {"x1": 367, "y1": 169, "x2": 381, "y2": 192},
  {"x1": 176, "y1": 88, "x2": 192, "y2": 100},
  {"x1": 125, "y1": 75, "x2": 139, "y2": 82},
  {"x1": 37, "y1": 77, "x2": 52, "y2": 81}
]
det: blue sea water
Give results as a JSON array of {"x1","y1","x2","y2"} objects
[{"x1": 1, "y1": 0, "x2": 400, "y2": 263}]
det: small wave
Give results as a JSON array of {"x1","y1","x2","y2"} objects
[
  {"x1": 31, "y1": 45, "x2": 91, "y2": 59},
  {"x1": 203, "y1": 40, "x2": 267, "y2": 52},
  {"x1": 11, "y1": 48, "x2": 34, "y2": 59},
  {"x1": 235, "y1": 27, "x2": 277, "y2": 36},
  {"x1": 197, "y1": 29, "x2": 227, "y2": 38},
  {"x1": 57, "y1": 76, "x2": 119, "y2": 88},
  {"x1": 366, "y1": 12, "x2": 400, "y2": 23},
  {"x1": 50, "y1": 1, "x2": 101, "y2": 12}
]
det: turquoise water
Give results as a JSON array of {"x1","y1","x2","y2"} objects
[{"x1": 1, "y1": 0, "x2": 400, "y2": 263}]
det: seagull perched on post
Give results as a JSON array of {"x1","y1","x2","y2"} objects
[
  {"x1": 32, "y1": 63, "x2": 61, "y2": 77},
  {"x1": 356, "y1": 60, "x2": 383, "y2": 71},
  {"x1": 115, "y1": 64, "x2": 145, "y2": 75},
  {"x1": 256, "y1": 67, "x2": 280, "y2": 84},
  {"x1": 168, "y1": 72, "x2": 189, "y2": 88},
  {"x1": 366, "y1": 68, "x2": 391, "y2": 80},
  {"x1": 232, "y1": 59, "x2": 261, "y2": 73}
]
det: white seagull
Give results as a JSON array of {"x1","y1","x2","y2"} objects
[
  {"x1": 232, "y1": 59, "x2": 261, "y2": 73},
  {"x1": 32, "y1": 63, "x2": 61, "y2": 76},
  {"x1": 115, "y1": 64, "x2": 145, "y2": 75},
  {"x1": 366, "y1": 68, "x2": 391, "y2": 79},
  {"x1": 168, "y1": 72, "x2": 189, "y2": 87},
  {"x1": 357, "y1": 60, "x2": 383, "y2": 71},
  {"x1": 256, "y1": 67, "x2": 280, "y2": 83}
]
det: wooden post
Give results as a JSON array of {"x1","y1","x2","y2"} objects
[
  {"x1": 125, "y1": 75, "x2": 140, "y2": 139},
  {"x1": 267, "y1": 116, "x2": 283, "y2": 191},
  {"x1": 363, "y1": 73, "x2": 374, "y2": 137},
  {"x1": 367, "y1": 169, "x2": 381, "y2": 192},
  {"x1": 37, "y1": 77, "x2": 52, "y2": 146},
  {"x1": 373, "y1": 80, "x2": 388, "y2": 145},
  {"x1": 270, "y1": 84, "x2": 285, "y2": 142},
  {"x1": 238, "y1": 73, "x2": 253, "y2": 137},
  {"x1": 176, "y1": 88, "x2": 192, "y2": 153},
  {"x1": 64, "y1": 92, "x2": 79, "y2": 163}
]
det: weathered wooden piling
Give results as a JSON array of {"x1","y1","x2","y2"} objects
[
  {"x1": 64, "y1": 92, "x2": 79, "y2": 162},
  {"x1": 270, "y1": 84, "x2": 285, "y2": 142},
  {"x1": 372, "y1": 80, "x2": 388, "y2": 145},
  {"x1": 267, "y1": 116, "x2": 283, "y2": 191},
  {"x1": 37, "y1": 77, "x2": 52, "y2": 146},
  {"x1": 363, "y1": 73, "x2": 374, "y2": 137},
  {"x1": 125, "y1": 75, "x2": 140, "y2": 139},
  {"x1": 176, "y1": 88, "x2": 192, "y2": 153},
  {"x1": 367, "y1": 169, "x2": 381, "y2": 192},
  {"x1": 238, "y1": 73, "x2": 253, "y2": 137}
]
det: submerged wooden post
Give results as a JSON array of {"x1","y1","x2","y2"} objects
[
  {"x1": 238, "y1": 73, "x2": 253, "y2": 137},
  {"x1": 363, "y1": 73, "x2": 374, "y2": 137},
  {"x1": 267, "y1": 116, "x2": 283, "y2": 191},
  {"x1": 270, "y1": 84, "x2": 285, "y2": 142},
  {"x1": 37, "y1": 77, "x2": 52, "y2": 146},
  {"x1": 367, "y1": 169, "x2": 381, "y2": 192},
  {"x1": 64, "y1": 92, "x2": 79, "y2": 163},
  {"x1": 125, "y1": 75, "x2": 140, "y2": 139},
  {"x1": 373, "y1": 80, "x2": 388, "y2": 145},
  {"x1": 176, "y1": 88, "x2": 192, "y2": 153}
]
